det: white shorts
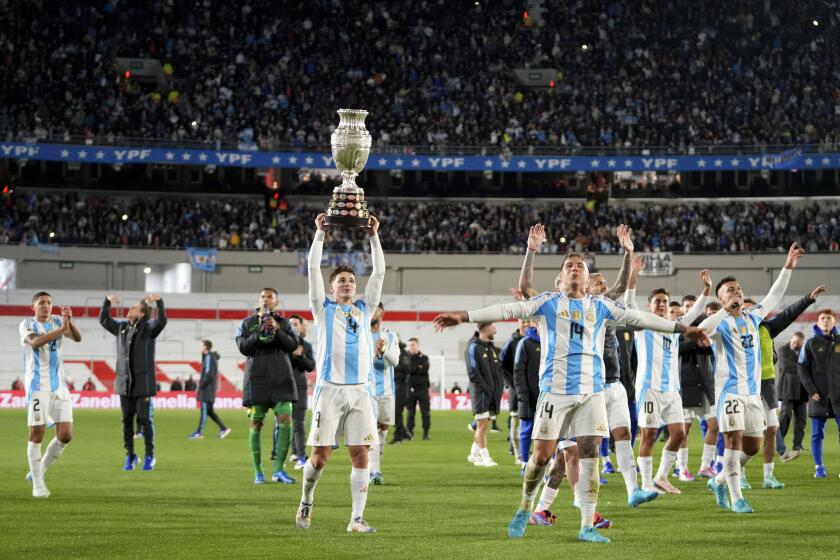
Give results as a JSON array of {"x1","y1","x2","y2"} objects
[
  {"x1": 764, "y1": 404, "x2": 779, "y2": 429},
  {"x1": 559, "y1": 439, "x2": 578, "y2": 450},
  {"x1": 532, "y1": 392, "x2": 608, "y2": 441},
  {"x1": 604, "y1": 382, "x2": 631, "y2": 430},
  {"x1": 475, "y1": 411, "x2": 497, "y2": 421},
  {"x1": 307, "y1": 383, "x2": 378, "y2": 447},
  {"x1": 27, "y1": 391, "x2": 73, "y2": 427},
  {"x1": 717, "y1": 394, "x2": 766, "y2": 436},
  {"x1": 372, "y1": 395, "x2": 395, "y2": 426},
  {"x1": 637, "y1": 389, "x2": 684, "y2": 428}
]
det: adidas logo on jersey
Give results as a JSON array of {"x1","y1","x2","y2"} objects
[{"x1": 364, "y1": 434, "x2": 374, "y2": 441}]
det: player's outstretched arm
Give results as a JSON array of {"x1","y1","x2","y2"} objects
[
  {"x1": 308, "y1": 214, "x2": 328, "y2": 311},
  {"x1": 363, "y1": 216, "x2": 385, "y2": 312},
  {"x1": 681, "y1": 269, "x2": 712, "y2": 325},
  {"x1": 604, "y1": 224, "x2": 634, "y2": 300},
  {"x1": 433, "y1": 295, "x2": 548, "y2": 332},
  {"x1": 763, "y1": 286, "x2": 825, "y2": 338},
  {"x1": 610, "y1": 305, "x2": 710, "y2": 346},
  {"x1": 99, "y1": 295, "x2": 120, "y2": 336},
  {"x1": 518, "y1": 224, "x2": 544, "y2": 298},
  {"x1": 754, "y1": 242, "x2": 804, "y2": 318}
]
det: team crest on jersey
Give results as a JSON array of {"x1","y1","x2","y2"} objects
[
  {"x1": 739, "y1": 326, "x2": 747, "y2": 335},
  {"x1": 585, "y1": 310, "x2": 595, "y2": 322},
  {"x1": 572, "y1": 311, "x2": 582, "y2": 321},
  {"x1": 34, "y1": 413, "x2": 41, "y2": 422},
  {"x1": 559, "y1": 310, "x2": 570, "y2": 318}
]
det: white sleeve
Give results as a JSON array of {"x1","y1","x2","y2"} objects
[
  {"x1": 468, "y1": 293, "x2": 549, "y2": 323},
  {"x1": 608, "y1": 307, "x2": 677, "y2": 333},
  {"x1": 753, "y1": 268, "x2": 792, "y2": 319},
  {"x1": 697, "y1": 308, "x2": 728, "y2": 336},
  {"x1": 624, "y1": 288, "x2": 639, "y2": 310},
  {"x1": 363, "y1": 234, "x2": 386, "y2": 314},
  {"x1": 383, "y1": 333, "x2": 400, "y2": 366},
  {"x1": 681, "y1": 292, "x2": 708, "y2": 325},
  {"x1": 19, "y1": 319, "x2": 35, "y2": 345},
  {"x1": 307, "y1": 230, "x2": 326, "y2": 311}
]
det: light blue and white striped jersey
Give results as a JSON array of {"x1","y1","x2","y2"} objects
[
  {"x1": 468, "y1": 291, "x2": 682, "y2": 397},
  {"x1": 312, "y1": 300, "x2": 374, "y2": 386},
  {"x1": 371, "y1": 329, "x2": 399, "y2": 397},
  {"x1": 19, "y1": 315, "x2": 70, "y2": 400},
  {"x1": 699, "y1": 268, "x2": 792, "y2": 405},
  {"x1": 629, "y1": 291, "x2": 707, "y2": 397}
]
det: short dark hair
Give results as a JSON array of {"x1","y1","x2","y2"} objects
[
  {"x1": 477, "y1": 322, "x2": 494, "y2": 332},
  {"x1": 715, "y1": 276, "x2": 738, "y2": 297},
  {"x1": 377, "y1": 302, "x2": 385, "y2": 310},
  {"x1": 669, "y1": 301, "x2": 681, "y2": 307},
  {"x1": 139, "y1": 301, "x2": 151, "y2": 320},
  {"x1": 260, "y1": 287, "x2": 278, "y2": 296},
  {"x1": 817, "y1": 308, "x2": 836, "y2": 319},
  {"x1": 648, "y1": 288, "x2": 669, "y2": 302},
  {"x1": 682, "y1": 294, "x2": 697, "y2": 304},
  {"x1": 561, "y1": 253, "x2": 588, "y2": 270},
  {"x1": 743, "y1": 298, "x2": 757, "y2": 306},
  {"x1": 32, "y1": 291, "x2": 51, "y2": 303},
  {"x1": 329, "y1": 265, "x2": 356, "y2": 283},
  {"x1": 289, "y1": 313, "x2": 304, "y2": 323},
  {"x1": 202, "y1": 340, "x2": 212, "y2": 350},
  {"x1": 792, "y1": 331, "x2": 805, "y2": 339},
  {"x1": 408, "y1": 337, "x2": 419, "y2": 343},
  {"x1": 705, "y1": 301, "x2": 722, "y2": 312}
]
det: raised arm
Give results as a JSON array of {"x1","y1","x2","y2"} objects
[
  {"x1": 363, "y1": 216, "x2": 385, "y2": 313},
  {"x1": 604, "y1": 224, "x2": 634, "y2": 300},
  {"x1": 680, "y1": 269, "x2": 712, "y2": 325},
  {"x1": 623, "y1": 254, "x2": 644, "y2": 309},
  {"x1": 146, "y1": 295, "x2": 167, "y2": 338},
  {"x1": 762, "y1": 287, "x2": 823, "y2": 338},
  {"x1": 753, "y1": 243, "x2": 804, "y2": 319},
  {"x1": 308, "y1": 215, "x2": 328, "y2": 311},
  {"x1": 99, "y1": 295, "x2": 120, "y2": 336},
  {"x1": 61, "y1": 306, "x2": 82, "y2": 342},
  {"x1": 697, "y1": 307, "x2": 729, "y2": 335},
  {"x1": 518, "y1": 224, "x2": 544, "y2": 298}
]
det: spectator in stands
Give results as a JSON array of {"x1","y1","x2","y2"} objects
[
  {"x1": 450, "y1": 382, "x2": 463, "y2": 394},
  {"x1": 184, "y1": 375, "x2": 197, "y2": 392},
  {"x1": 82, "y1": 378, "x2": 96, "y2": 391},
  {"x1": 170, "y1": 377, "x2": 183, "y2": 392},
  {"x1": 11, "y1": 377, "x2": 23, "y2": 391}
]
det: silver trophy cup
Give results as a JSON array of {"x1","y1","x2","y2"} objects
[{"x1": 323, "y1": 109, "x2": 372, "y2": 228}]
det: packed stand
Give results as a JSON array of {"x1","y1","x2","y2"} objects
[
  {"x1": 2, "y1": 191, "x2": 840, "y2": 254},
  {"x1": 1, "y1": 1, "x2": 839, "y2": 151}
]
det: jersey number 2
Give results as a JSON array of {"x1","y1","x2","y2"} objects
[{"x1": 32, "y1": 398, "x2": 40, "y2": 412}]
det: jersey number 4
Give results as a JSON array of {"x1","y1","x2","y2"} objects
[{"x1": 347, "y1": 317, "x2": 359, "y2": 334}]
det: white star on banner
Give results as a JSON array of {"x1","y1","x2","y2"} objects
[
  {"x1": 517, "y1": 160, "x2": 527, "y2": 168},
  {"x1": 590, "y1": 159, "x2": 600, "y2": 167},
  {"x1": 271, "y1": 156, "x2": 280, "y2": 164},
  {"x1": 304, "y1": 156, "x2": 314, "y2": 165},
  {"x1": 624, "y1": 159, "x2": 633, "y2": 167},
  {"x1": 822, "y1": 157, "x2": 831, "y2": 165},
  {"x1": 378, "y1": 158, "x2": 387, "y2": 166},
  {"x1": 165, "y1": 152, "x2": 174, "y2": 160},
  {"x1": 411, "y1": 159, "x2": 421, "y2": 167},
  {"x1": 607, "y1": 159, "x2": 616, "y2": 167},
  {"x1": 805, "y1": 158, "x2": 813, "y2": 166},
  {"x1": 78, "y1": 150, "x2": 88, "y2": 158},
  {"x1": 730, "y1": 159, "x2": 740, "y2": 166},
  {"x1": 501, "y1": 161, "x2": 510, "y2": 168},
  {"x1": 697, "y1": 159, "x2": 706, "y2": 167},
  {"x1": 96, "y1": 151, "x2": 105, "y2": 159},
  {"x1": 60, "y1": 150, "x2": 69, "y2": 158},
  {"x1": 199, "y1": 153, "x2": 208, "y2": 162},
  {"x1": 181, "y1": 153, "x2": 191, "y2": 161},
  {"x1": 484, "y1": 159, "x2": 493, "y2": 168},
  {"x1": 288, "y1": 156, "x2": 298, "y2": 164},
  {"x1": 714, "y1": 159, "x2": 723, "y2": 167},
  {"x1": 394, "y1": 158, "x2": 404, "y2": 166}
]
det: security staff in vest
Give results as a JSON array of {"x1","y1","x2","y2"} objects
[
  {"x1": 406, "y1": 338, "x2": 432, "y2": 440},
  {"x1": 100, "y1": 294, "x2": 167, "y2": 471}
]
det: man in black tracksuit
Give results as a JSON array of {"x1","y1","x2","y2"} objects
[
  {"x1": 282, "y1": 314, "x2": 315, "y2": 467},
  {"x1": 465, "y1": 323, "x2": 503, "y2": 466},
  {"x1": 406, "y1": 338, "x2": 432, "y2": 440},
  {"x1": 100, "y1": 294, "x2": 167, "y2": 471},
  {"x1": 514, "y1": 325, "x2": 540, "y2": 463},
  {"x1": 500, "y1": 322, "x2": 525, "y2": 460},
  {"x1": 615, "y1": 326, "x2": 638, "y2": 441},
  {"x1": 777, "y1": 332, "x2": 807, "y2": 459},
  {"x1": 390, "y1": 340, "x2": 410, "y2": 444},
  {"x1": 190, "y1": 340, "x2": 230, "y2": 439},
  {"x1": 797, "y1": 309, "x2": 840, "y2": 477},
  {"x1": 237, "y1": 288, "x2": 299, "y2": 484}
]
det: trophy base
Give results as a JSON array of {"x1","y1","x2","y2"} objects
[{"x1": 324, "y1": 214, "x2": 371, "y2": 228}]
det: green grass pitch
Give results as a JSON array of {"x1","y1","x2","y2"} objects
[{"x1": 1, "y1": 409, "x2": 839, "y2": 559}]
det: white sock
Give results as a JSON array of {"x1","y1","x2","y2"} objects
[
  {"x1": 739, "y1": 451, "x2": 752, "y2": 469},
  {"x1": 535, "y1": 485, "x2": 559, "y2": 512},
  {"x1": 722, "y1": 449, "x2": 743, "y2": 502},
  {"x1": 350, "y1": 467, "x2": 369, "y2": 520},
  {"x1": 577, "y1": 458, "x2": 598, "y2": 530},
  {"x1": 677, "y1": 447, "x2": 688, "y2": 472},
  {"x1": 763, "y1": 462, "x2": 774, "y2": 478},
  {"x1": 301, "y1": 460, "x2": 323, "y2": 504},
  {"x1": 368, "y1": 442, "x2": 381, "y2": 473},
  {"x1": 27, "y1": 441, "x2": 43, "y2": 484},
  {"x1": 655, "y1": 449, "x2": 678, "y2": 481},
  {"x1": 615, "y1": 439, "x2": 638, "y2": 495},
  {"x1": 378, "y1": 430, "x2": 388, "y2": 457},
  {"x1": 470, "y1": 441, "x2": 479, "y2": 456},
  {"x1": 40, "y1": 437, "x2": 67, "y2": 474},
  {"x1": 638, "y1": 455, "x2": 654, "y2": 490},
  {"x1": 701, "y1": 443, "x2": 716, "y2": 470},
  {"x1": 520, "y1": 458, "x2": 547, "y2": 510}
]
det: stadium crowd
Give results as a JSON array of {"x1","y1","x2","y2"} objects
[
  {"x1": 2, "y1": 191, "x2": 839, "y2": 254},
  {"x1": 2, "y1": 0, "x2": 839, "y2": 151}
]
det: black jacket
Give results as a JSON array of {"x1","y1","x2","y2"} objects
[
  {"x1": 603, "y1": 326, "x2": 621, "y2": 383},
  {"x1": 408, "y1": 351, "x2": 431, "y2": 389},
  {"x1": 777, "y1": 343, "x2": 807, "y2": 401},
  {"x1": 615, "y1": 327, "x2": 637, "y2": 401},
  {"x1": 290, "y1": 336, "x2": 315, "y2": 399},
  {"x1": 500, "y1": 331, "x2": 524, "y2": 412},
  {"x1": 465, "y1": 337, "x2": 503, "y2": 415},
  {"x1": 513, "y1": 336, "x2": 540, "y2": 419},
  {"x1": 100, "y1": 298, "x2": 167, "y2": 397},
  {"x1": 197, "y1": 351, "x2": 220, "y2": 403},
  {"x1": 679, "y1": 314, "x2": 715, "y2": 407},
  {"x1": 798, "y1": 326, "x2": 840, "y2": 417},
  {"x1": 237, "y1": 310, "x2": 299, "y2": 408}
]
